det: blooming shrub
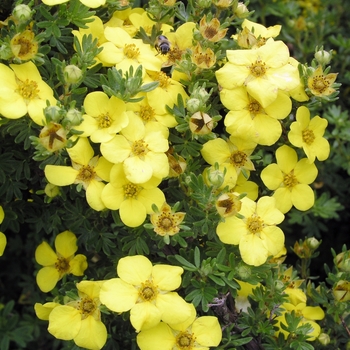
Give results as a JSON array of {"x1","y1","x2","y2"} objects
[{"x1": 0, "y1": 0, "x2": 349, "y2": 349}]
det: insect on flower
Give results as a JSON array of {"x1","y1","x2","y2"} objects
[{"x1": 155, "y1": 35, "x2": 171, "y2": 55}]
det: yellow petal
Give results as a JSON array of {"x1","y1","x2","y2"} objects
[
  {"x1": 291, "y1": 184, "x2": 315, "y2": 211},
  {"x1": 130, "y1": 301, "x2": 163, "y2": 332},
  {"x1": 67, "y1": 137, "x2": 94, "y2": 165},
  {"x1": 152, "y1": 265, "x2": 183, "y2": 291},
  {"x1": 76, "y1": 280, "x2": 103, "y2": 299},
  {"x1": 117, "y1": 255, "x2": 152, "y2": 285},
  {"x1": 86, "y1": 180, "x2": 106, "y2": 211},
  {"x1": 74, "y1": 316, "x2": 107, "y2": 350},
  {"x1": 100, "y1": 278, "x2": 138, "y2": 312},
  {"x1": 34, "y1": 302, "x2": 61, "y2": 320},
  {"x1": 35, "y1": 241, "x2": 57, "y2": 266},
  {"x1": 239, "y1": 234, "x2": 268, "y2": 266},
  {"x1": 55, "y1": 230, "x2": 78, "y2": 257},
  {"x1": 45, "y1": 165, "x2": 78, "y2": 186},
  {"x1": 273, "y1": 188, "x2": 293, "y2": 214},
  {"x1": 36, "y1": 267, "x2": 60, "y2": 292},
  {"x1": 192, "y1": 316, "x2": 222, "y2": 346},
  {"x1": 137, "y1": 322, "x2": 175, "y2": 350},
  {"x1": 48, "y1": 305, "x2": 81, "y2": 340},
  {"x1": 69, "y1": 254, "x2": 88, "y2": 276},
  {"x1": 0, "y1": 232, "x2": 7, "y2": 256},
  {"x1": 123, "y1": 157, "x2": 153, "y2": 184},
  {"x1": 120, "y1": 198, "x2": 147, "y2": 227}
]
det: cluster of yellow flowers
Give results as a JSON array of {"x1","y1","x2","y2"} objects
[{"x1": 35, "y1": 235, "x2": 222, "y2": 349}]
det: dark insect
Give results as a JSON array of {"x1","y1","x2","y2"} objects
[{"x1": 155, "y1": 35, "x2": 171, "y2": 55}]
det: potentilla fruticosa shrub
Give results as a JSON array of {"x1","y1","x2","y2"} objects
[{"x1": 0, "y1": 0, "x2": 349, "y2": 349}]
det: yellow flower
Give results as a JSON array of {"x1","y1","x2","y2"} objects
[
  {"x1": 101, "y1": 163, "x2": 165, "y2": 227},
  {"x1": 201, "y1": 137, "x2": 256, "y2": 179},
  {"x1": 216, "y1": 40, "x2": 300, "y2": 108},
  {"x1": 41, "y1": 0, "x2": 106, "y2": 8},
  {"x1": 261, "y1": 145, "x2": 318, "y2": 213},
  {"x1": 288, "y1": 106, "x2": 329, "y2": 163},
  {"x1": 199, "y1": 15, "x2": 228, "y2": 42},
  {"x1": 234, "y1": 19, "x2": 281, "y2": 48},
  {"x1": 10, "y1": 30, "x2": 38, "y2": 61},
  {"x1": 74, "y1": 92, "x2": 129, "y2": 143},
  {"x1": 103, "y1": 26, "x2": 162, "y2": 73},
  {"x1": 39, "y1": 122, "x2": 67, "y2": 152},
  {"x1": 99, "y1": 255, "x2": 193, "y2": 332},
  {"x1": 220, "y1": 87, "x2": 292, "y2": 146},
  {"x1": 235, "y1": 280, "x2": 260, "y2": 312},
  {"x1": 137, "y1": 304, "x2": 222, "y2": 350},
  {"x1": 216, "y1": 196, "x2": 285, "y2": 266},
  {"x1": 100, "y1": 114, "x2": 169, "y2": 184},
  {"x1": 150, "y1": 202, "x2": 186, "y2": 237},
  {"x1": 48, "y1": 281, "x2": 107, "y2": 350},
  {"x1": 276, "y1": 289, "x2": 325, "y2": 341},
  {"x1": 307, "y1": 65, "x2": 338, "y2": 97},
  {"x1": 35, "y1": 230, "x2": 88, "y2": 292},
  {"x1": 192, "y1": 44, "x2": 216, "y2": 69},
  {"x1": 215, "y1": 192, "x2": 242, "y2": 218},
  {"x1": 0, "y1": 61, "x2": 56, "y2": 125},
  {"x1": 44, "y1": 137, "x2": 113, "y2": 211},
  {"x1": 0, "y1": 206, "x2": 6, "y2": 256}
]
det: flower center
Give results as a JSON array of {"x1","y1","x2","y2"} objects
[
  {"x1": 246, "y1": 215, "x2": 263, "y2": 235},
  {"x1": 176, "y1": 331, "x2": 195, "y2": 349},
  {"x1": 302, "y1": 129, "x2": 315, "y2": 145},
  {"x1": 250, "y1": 60, "x2": 267, "y2": 78},
  {"x1": 230, "y1": 150, "x2": 247, "y2": 167},
  {"x1": 138, "y1": 280, "x2": 158, "y2": 302},
  {"x1": 204, "y1": 26, "x2": 218, "y2": 40},
  {"x1": 55, "y1": 257, "x2": 70, "y2": 274},
  {"x1": 140, "y1": 105, "x2": 155, "y2": 121},
  {"x1": 17, "y1": 78, "x2": 39, "y2": 100},
  {"x1": 283, "y1": 171, "x2": 299, "y2": 189},
  {"x1": 39, "y1": 123, "x2": 66, "y2": 150},
  {"x1": 79, "y1": 297, "x2": 97, "y2": 319},
  {"x1": 168, "y1": 47, "x2": 183, "y2": 62},
  {"x1": 311, "y1": 76, "x2": 329, "y2": 94},
  {"x1": 131, "y1": 140, "x2": 148, "y2": 157},
  {"x1": 123, "y1": 183, "x2": 141, "y2": 198},
  {"x1": 98, "y1": 113, "x2": 112, "y2": 128},
  {"x1": 156, "y1": 71, "x2": 171, "y2": 89},
  {"x1": 248, "y1": 100, "x2": 262, "y2": 115},
  {"x1": 124, "y1": 43, "x2": 140, "y2": 59},
  {"x1": 77, "y1": 165, "x2": 96, "y2": 183}
]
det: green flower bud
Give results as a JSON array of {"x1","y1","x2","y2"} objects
[
  {"x1": 65, "y1": 108, "x2": 83, "y2": 126},
  {"x1": 318, "y1": 333, "x2": 330, "y2": 346},
  {"x1": 314, "y1": 50, "x2": 332, "y2": 65},
  {"x1": 237, "y1": 264, "x2": 252, "y2": 279},
  {"x1": 197, "y1": 0, "x2": 212, "y2": 9},
  {"x1": 186, "y1": 98, "x2": 201, "y2": 113},
  {"x1": 12, "y1": 4, "x2": 32, "y2": 22},
  {"x1": 206, "y1": 168, "x2": 225, "y2": 188},
  {"x1": 44, "y1": 184, "x2": 60, "y2": 198},
  {"x1": 306, "y1": 237, "x2": 321, "y2": 250},
  {"x1": 64, "y1": 65, "x2": 83, "y2": 84},
  {"x1": 235, "y1": 2, "x2": 250, "y2": 18},
  {"x1": 44, "y1": 106, "x2": 64, "y2": 123}
]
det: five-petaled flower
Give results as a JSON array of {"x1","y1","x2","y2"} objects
[
  {"x1": 216, "y1": 196, "x2": 285, "y2": 266},
  {"x1": 99, "y1": 255, "x2": 193, "y2": 332},
  {"x1": 35, "y1": 230, "x2": 88, "y2": 292},
  {"x1": 215, "y1": 40, "x2": 301, "y2": 108},
  {"x1": 260, "y1": 145, "x2": 318, "y2": 213},
  {"x1": 48, "y1": 281, "x2": 107, "y2": 350},
  {"x1": 307, "y1": 66, "x2": 338, "y2": 97},
  {"x1": 0, "y1": 61, "x2": 56, "y2": 125},
  {"x1": 137, "y1": 303, "x2": 222, "y2": 350},
  {"x1": 288, "y1": 106, "x2": 330, "y2": 162}
]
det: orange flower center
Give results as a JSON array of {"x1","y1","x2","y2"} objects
[
  {"x1": 123, "y1": 183, "x2": 141, "y2": 198},
  {"x1": 98, "y1": 113, "x2": 112, "y2": 128},
  {"x1": 124, "y1": 43, "x2": 140, "y2": 59},
  {"x1": 230, "y1": 150, "x2": 247, "y2": 167},
  {"x1": 55, "y1": 256, "x2": 70, "y2": 274},
  {"x1": 311, "y1": 76, "x2": 329, "y2": 94},
  {"x1": 248, "y1": 100, "x2": 262, "y2": 115},
  {"x1": 131, "y1": 140, "x2": 148, "y2": 157},
  {"x1": 250, "y1": 60, "x2": 267, "y2": 78},
  {"x1": 138, "y1": 280, "x2": 158, "y2": 302},
  {"x1": 283, "y1": 171, "x2": 298, "y2": 189},
  {"x1": 156, "y1": 71, "x2": 171, "y2": 89},
  {"x1": 246, "y1": 215, "x2": 263, "y2": 235},
  {"x1": 140, "y1": 105, "x2": 155, "y2": 121},
  {"x1": 17, "y1": 78, "x2": 39, "y2": 100},
  {"x1": 176, "y1": 331, "x2": 195, "y2": 349},
  {"x1": 302, "y1": 129, "x2": 315, "y2": 145},
  {"x1": 77, "y1": 165, "x2": 96, "y2": 183}
]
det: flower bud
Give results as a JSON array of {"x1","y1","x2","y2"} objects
[
  {"x1": 318, "y1": 333, "x2": 330, "y2": 346},
  {"x1": 206, "y1": 167, "x2": 225, "y2": 188},
  {"x1": 189, "y1": 111, "x2": 213, "y2": 135},
  {"x1": 39, "y1": 123, "x2": 67, "y2": 152},
  {"x1": 306, "y1": 237, "x2": 321, "y2": 250},
  {"x1": 44, "y1": 106, "x2": 64, "y2": 123},
  {"x1": 216, "y1": 192, "x2": 242, "y2": 218},
  {"x1": 64, "y1": 65, "x2": 83, "y2": 84},
  {"x1": 186, "y1": 98, "x2": 201, "y2": 114},
  {"x1": 236, "y1": 264, "x2": 252, "y2": 279},
  {"x1": 314, "y1": 50, "x2": 332, "y2": 65},
  {"x1": 44, "y1": 184, "x2": 60, "y2": 198},
  {"x1": 235, "y1": 2, "x2": 250, "y2": 18},
  {"x1": 334, "y1": 250, "x2": 350, "y2": 272},
  {"x1": 197, "y1": 0, "x2": 212, "y2": 8},
  {"x1": 333, "y1": 280, "x2": 350, "y2": 302},
  {"x1": 65, "y1": 108, "x2": 83, "y2": 126},
  {"x1": 12, "y1": 4, "x2": 32, "y2": 22}
]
